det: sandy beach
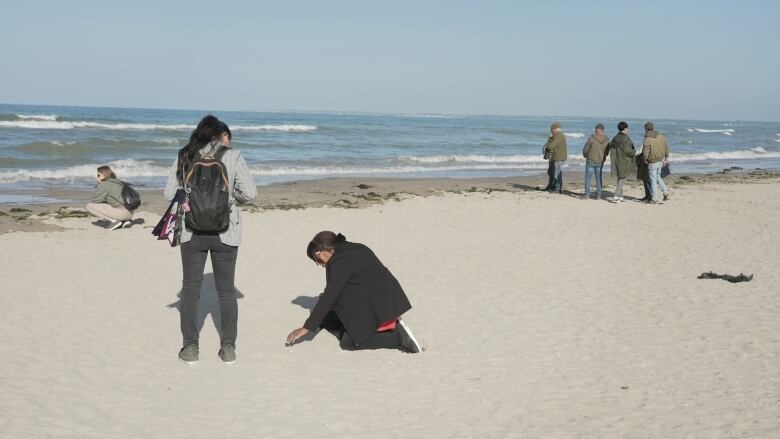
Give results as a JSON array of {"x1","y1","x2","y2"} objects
[{"x1": 1, "y1": 173, "x2": 779, "y2": 438}]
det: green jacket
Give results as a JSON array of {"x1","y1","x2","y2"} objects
[
  {"x1": 91, "y1": 179, "x2": 125, "y2": 207},
  {"x1": 642, "y1": 130, "x2": 669, "y2": 163},
  {"x1": 543, "y1": 132, "x2": 568, "y2": 161},
  {"x1": 609, "y1": 132, "x2": 637, "y2": 178},
  {"x1": 582, "y1": 133, "x2": 610, "y2": 164}
]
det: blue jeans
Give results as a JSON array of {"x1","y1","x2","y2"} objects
[
  {"x1": 643, "y1": 179, "x2": 652, "y2": 199},
  {"x1": 584, "y1": 161, "x2": 603, "y2": 198},
  {"x1": 553, "y1": 161, "x2": 564, "y2": 192},
  {"x1": 648, "y1": 161, "x2": 668, "y2": 201}
]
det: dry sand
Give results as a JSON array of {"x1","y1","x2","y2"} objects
[{"x1": 1, "y1": 175, "x2": 779, "y2": 438}]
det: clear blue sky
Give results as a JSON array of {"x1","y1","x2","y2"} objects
[{"x1": 2, "y1": 0, "x2": 779, "y2": 121}]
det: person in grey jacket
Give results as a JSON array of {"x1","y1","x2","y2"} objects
[
  {"x1": 86, "y1": 165, "x2": 133, "y2": 230},
  {"x1": 164, "y1": 115, "x2": 257, "y2": 365}
]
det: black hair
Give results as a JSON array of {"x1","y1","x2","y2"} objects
[
  {"x1": 617, "y1": 121, "x2": 629, "y2": 132},
  {"x1": 218, "y1": 121, "x2": 232, "y2": 140},
  {"x1": 307, "y1": 231, "x2": 346, "y2": 261},
  {"x1": 176, "y1": 115, "x2": 231, "y2": 185}
]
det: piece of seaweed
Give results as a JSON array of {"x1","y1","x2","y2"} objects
[{"x1": 697, "y1": 272, "x2": 754, "y2": 283}]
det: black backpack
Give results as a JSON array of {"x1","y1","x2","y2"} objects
[
  {"x1": 184, "y1": 146, "x2": 231, "y2": 233},
  {"x1": 118, "y1": 181, "x2": 141, "y2": 211}
]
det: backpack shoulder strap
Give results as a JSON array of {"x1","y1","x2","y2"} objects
[{"x1": 214, "y1": 146, "x2": 231, "y2": 162}]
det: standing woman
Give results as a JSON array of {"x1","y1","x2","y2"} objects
[
  {"x1": 286, "y1": 231, "x2": 422, "y2": 353},
  {"x1": 164, "y1": 115, "x2": 257, "y2": 364},
  {"x1": 86, "y1": 165, "x2": 133, "y2": 230}
]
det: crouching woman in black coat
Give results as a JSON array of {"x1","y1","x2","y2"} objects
[{"x1": 286, "y1": 231, "x2": 421, "y2": 353}]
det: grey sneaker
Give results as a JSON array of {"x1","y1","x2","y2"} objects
[
  {"x1": 108, "y1": 220, "x2": 123, "y2": 230},
  {"x1": 179, "y1": 344, "x2": 199, "y2": 364},
  {"x1": 663, "y1": 193, "x2": 670, "y2": 201},
  {"x1": 397, "y1": 319, "x2": 421, "y2": 354},
  {"x1": 218, "y1": 343, "x2": 236, "y2": 364}
]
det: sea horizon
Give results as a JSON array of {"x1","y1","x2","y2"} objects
[{"x1": 2, "y1": 102, "x2": 779, "y2": 203}]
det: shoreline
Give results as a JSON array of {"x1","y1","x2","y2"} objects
[{"x1": 1, "y1": 169, "x2": 779, "y2": 235}]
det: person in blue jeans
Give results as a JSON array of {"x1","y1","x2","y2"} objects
[
  {"x1": 641, "y1": 121, "x2": 670, "y2": 204},
  {"x1": 582, "y1": 123, "x2": 610, "y2": 199},
  {"x1": 542, "y1": 122, "x2": 568, "y2": 194}
]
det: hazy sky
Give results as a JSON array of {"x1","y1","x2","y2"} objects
[{"x1": 2, "y1": 0, "x2": 778, "y2": 121}]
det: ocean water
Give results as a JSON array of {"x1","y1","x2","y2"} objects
[{"x1": 1, "y1": 103, "x2": 779, "y2": 200}]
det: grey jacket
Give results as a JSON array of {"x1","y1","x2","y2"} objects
[
  {"x1": 164, "y1": 141, "x2": 257, "y2": 246},
  {"x1": 92, "y1": 179, "x2": 125, "y2": 207}
]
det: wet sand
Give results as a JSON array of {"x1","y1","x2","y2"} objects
[{"x1": 2, "y1": 169, "x2": 778, "y2": 235}]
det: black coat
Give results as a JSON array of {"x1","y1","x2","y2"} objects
[{"x1": 304, "y1": 241, "x2": 412, "y2": 345}]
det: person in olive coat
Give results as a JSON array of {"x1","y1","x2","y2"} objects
[
  {"x1": 543, "y1": 122, "x2": 568, "y2": 193},
  {"x1": 642, "y1": 121, "x2": 671, "y2": 203},
  {"x1": 286, "y1": 231, "x2": 421, "y2": 353},
  {"x1": 608, "y1": 121, "x2": 637, "y2": 203},
  {"x1": 581, "y1": 123, "x2": 610, "y2": 199}
]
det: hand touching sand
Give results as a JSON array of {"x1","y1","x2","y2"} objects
[{"x1": 286, "y1": 327, "x2": 310, "y2": 345}]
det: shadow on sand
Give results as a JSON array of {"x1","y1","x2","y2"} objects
[
  {"x1": 288, "y1": 294, "x2": 344, "y2": 345},
  {"x1": 167, "y1": 273, "x2": 244, "y2": 339},
  {"x1": 91, "y1": 217, "x2": 146, "y2": 228}
]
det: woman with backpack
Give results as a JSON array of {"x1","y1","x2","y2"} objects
[
  {"x1": 164, "y1": 115, "x2": 257, "y2": 365},
  {"x1": 86, "y1": 165, "x2": 133, "y2": 230}
]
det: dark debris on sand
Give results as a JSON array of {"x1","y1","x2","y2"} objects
[{"x1": 697, "y1": 272, "x2": 754, "y2": 283}]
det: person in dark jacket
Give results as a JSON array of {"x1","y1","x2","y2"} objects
[
  {"x1": 636, "y1": 149, "x2": 652, "y2": 201},
  {"x1": 286, "y1": 231, "x2": 421, "y2": 353},
  {"x1": 608, "y1": 121, "x2": 637, "y2": 203}
]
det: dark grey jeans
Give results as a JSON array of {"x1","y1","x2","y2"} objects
[{"x1": 180, "y1": 234, "x2": 238, "y2": 346}]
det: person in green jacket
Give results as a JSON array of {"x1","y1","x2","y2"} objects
[
  {"x1": 85, "y1": 165, "x2": 133, "y2": 230},
  {"x1": 608, "y1": 121, "x2": 636, "y2": 203},
  {"x1": 543, "y1": 122, "x2": 568, "y2": 193},
  {"x1": 581, "y1": 123, "x2": 610, "y2": 199},
  {"x1": 642, "y1": 121, "x2": 670, "y2": 203}
]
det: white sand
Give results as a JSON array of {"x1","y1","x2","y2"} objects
[{"x1": 1, "y1": 181, "x2": 779, "y2": 438}]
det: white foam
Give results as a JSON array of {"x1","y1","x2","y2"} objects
[
  {"x1": 230, "y1": 124, "x2": 317, "y2": 132},
  {"x1": 398, "y1": 113, "x2": 457, "y2": 119},
  {"x1": 154, "y1": 138, "x2": 181, "y2": 145},
  {"x1": 248, "y1": 163, "x2": 548, "y2": 177},
  {"x1": 693, "y1": 128, "x2": 736, "y2": 134},
  {"x1": 673, "y1": 147, "x2": 780, "y2": 161},
  {"x1": 0, "y1": 120, "x2": 317, "y2": 132},
  {"x1": 399, "y1": 154, "x2": 544, "y2": 164},
  {"x1": 398, "y1": 154, "x2": 587, "y2": 164},
  {"x1": 16, "y1": 114, "x2": 58, "y2": 121},
  {"x1": 564, "y1": 132, "x2": 585, "y2": 139},
  {"x1": 0, "y1": 159, "x2": 170, "y2": 184}
]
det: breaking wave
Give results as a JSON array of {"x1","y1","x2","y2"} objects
[
  {"x1": 0, "y1": 159, "x2": 170, "y2": 184},
  {"x1": 673, "y1": 147, "x2": 780, "y2": 161},
  {"x1": 688, "y1": 128, "x2": 736, "y2": 135},
  {"x1": 0, "y1": 120, "x2": 317, "y2": 132}
]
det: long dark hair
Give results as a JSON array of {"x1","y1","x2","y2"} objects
[
  {"x1": 307, "y1": 231, "x2": 346, "y2": 261},
  {"x1": 176, "y1": 115, "x2": 231, "y2": 185}
]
